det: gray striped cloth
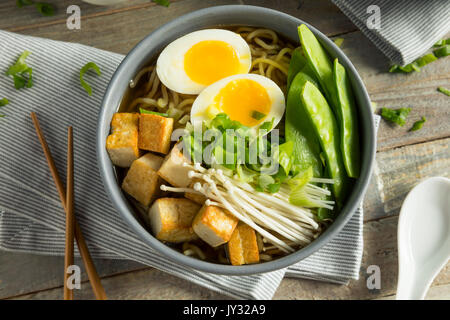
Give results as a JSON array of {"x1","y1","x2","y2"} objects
[
  {"x1": 332, "y1": 0, "x2": 450, "y2": 65},
  {"x1": 0, "y1": 30, "x2": 378, "y2": 299}
]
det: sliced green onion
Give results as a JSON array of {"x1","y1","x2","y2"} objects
[
  {"x1": 152, "y1": 0, "x2": 170, "y2": 7},
  {"x1": 250, "y1": 110, "x2": 266, "y2": 120},
  {"x1": 79, "y1": 62, "x2": 101, "y2": 96},
  {"x1": 0, "y1": 98, "x2": 9, "y2": 107},
  {"x1": 410, "y1": 117, "x2": 426, "y2": 132},
  {"x1": 433, "y1": 45, "x2": 450, "y2": 58},
  {"x1": 333, "y1": 38, "x2": 344, "y2": 47},
  {"x1": 380, "y1": 107, "x2": 411, "y2": 126},
  {"x1": 139, "y1": 108, "x2": 169, "y2": 117},
  {"x1": 437, "y1": 87, "x2": 450, "y2": 96},
  {"x1": 259, "y1": 117, "x2": 274, "y2": 132}
]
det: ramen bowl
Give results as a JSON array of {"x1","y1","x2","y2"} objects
[{"x1": 97, "y1": 5, "x2": 375, "y2": 275}]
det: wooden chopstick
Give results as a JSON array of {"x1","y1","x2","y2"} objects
[
  {"x1": 30, "y1": 112, "x2": 107, "y2": 300},
  {"x1": 64, "y1": 127, "x2": 75, "y2": 300}
]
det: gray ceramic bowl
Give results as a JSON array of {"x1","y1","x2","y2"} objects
[{"x1": 97, "y1": 5, "x2": 375, "y2": 275}]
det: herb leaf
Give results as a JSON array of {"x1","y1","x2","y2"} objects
[
  {"x1": 250, "y1": 110, "x2": 266, "y2": 120},
  {"x1": 35, "y1": 2, "x2": 55, "y2": 16},
  {"x1": 6, "y1": 51, "x2": 33, "y2": 89},
  {"x1": 0, "y1": 98, "x2": 9, "y2": 107},
  {"x1": 437, "y1": 87, "x2": 450, "y2": 96},
  {"x1": 410, "y1": 117, "x2": 426, "y2": 131},
  {"x1": 380, "y1": 107, "x2": 411, "y2": 126},
  {"x1": 333, "y1": 38, "x2": 344, "y2": 47},
  {"x1": 79, "y1": 62, "x2": 101, "y2": 96},
  {"x1": 433, "y1": 45, "x2": 450, "y2": 58},
  {"x1": 16, "y1": 0, "x2": 33, "y2": 7},
  {"x1": 140, "y1": 108, "x2": 169, "y2": 117},
  {"x1": 152, "y1": 0, "x2": 170, "y2": 7}
]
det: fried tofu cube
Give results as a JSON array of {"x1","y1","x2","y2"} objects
[
  {"x1": 192, "y1": 205, "x2": 238, "y2": 247},
  {"x1": 184, "y1": 181, "x2": 207, "y2": 205},
  {"x1": 148, "y1": 198, "x2": 200, "y2": 242},
  {"x1": 106, "y1": 113, "x2": 140, "y2": 167},
  {"x1": 157, "y1": 143, "x2": 192, "y2": 188},
  {"x1": 121, "y1": 153, "x2": 164, "y2": 206},
  {"x1": 227, "y1": 223, "x2": 260, "y2": 266},
  {"x1": 138, "y1": 113, "x2": 173, "y2": 154}
]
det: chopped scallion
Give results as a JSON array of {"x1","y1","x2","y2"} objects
[
  {"x1": 139, "y1": 108, "x2": 169, "y2": 117},
  {"x1": 79, "y1": 62, "x2": 101, "y2": 96}
]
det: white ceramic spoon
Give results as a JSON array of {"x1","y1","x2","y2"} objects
[{"x1": 396, "y1": 177, "x2": 450, "y2": 300}]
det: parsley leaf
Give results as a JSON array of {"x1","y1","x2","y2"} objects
[
  {"x1": 0, "y1": 98, "x2": 10, "y2": 107},
  {"x1": 380, "y1": 107, "x2": 411, "y2": 126},
  {"x1": 6, "y1": 51, "x2": 33, "y2": 89},
  {"x1": 79, "y1": 62, "x2": 101, "y2": 96},
  {"x1": 410, "y1": 117, "x2": 426, "y2": 132}
]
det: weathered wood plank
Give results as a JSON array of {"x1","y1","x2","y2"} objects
[
  {"x1": 363, "y1": 138, "x2": 450, "y2": 221},
  {"x1": 9, "y1": 215, "x2": 449, "y2": 300},
  {"x1": 0, "y1": 251, "x2": 144, "y2": 299},
  {"x1": 334, "y1": 31, "x2": 450, "y2": 151},
  {"x1": 241, "y1": 0, "x2": 357, "y2": 36},
  {"x1": 1, "y1": 0, "x2": 174, "y2": 31},
  {"x1": 9, "y1": 0, "x2": 241, "y2": 55}
]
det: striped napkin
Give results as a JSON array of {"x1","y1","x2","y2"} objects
[
  {"x1": 0, "y1": 30, "x2": 377, "y2": 299},
  {"x1": 332, "y1": 0, "x2": 450, "y2": 65}
]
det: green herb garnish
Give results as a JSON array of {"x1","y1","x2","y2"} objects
[
  {"x1": 259, "y1": 117, "x2": 275, "y2": 132},
  {"x1": 152, "y1": 0, "x2": 170, "y2": 7},
  {"x1": 250, "y1": 110, "x2": 266, "y2": 120},
  {"x1": 6, "y1": 51, "x2": 33, "y2": 89},
  {"x1": 380, "y1": 107, "x2": 411, "y2": 126},
  {"x1": 333, "y1": 38, "x2": 344, "y2": 47},
  {"x1": 0, "y1": 98, "x2": 9, "y2": 107},
  {"x1": 410, "y1": 116, "x2": 426, "y2": 132},
  {"x1": 16, "y1": 0, "x2": 33, "y2": 7},
  {"x1": 17, "y1": 0, "x2": 55, "y2": 16},
  {"x1": 434, "y1": 38, "x2": 450, "y2": 47},
  {"x1": 79, "y1": 62, "x2": 101, "y2": 96},
  {"x1": 35, "y1": 2, "x2": 54, "y2": 16},
  {"x1": 437, "y1": 87, "x2": 450, "y2": 96},
  {"x1": 140, "y1": 108, "x2": 169, "y2": 117},
  {"x1": 433, "y1": 45, "x2": 450, "y2": 58}
]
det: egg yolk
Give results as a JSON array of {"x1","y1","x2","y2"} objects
[
  {"x1": 184, "y1": 40, "x2": 241, "y2": 85},
  {"x1": 213, "y1": 79, "x2": 271, "y2": 127}
]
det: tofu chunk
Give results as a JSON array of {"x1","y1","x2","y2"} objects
[
  {"x1": 192, "y1": 205, "x2": 238, "y2": 247},
  {"x1": 138, "y1": 113, "x2": 173, "y2": 154},
  {"x1": 121, "y1": 153, "x2": 164, "y2": 206},
  {"x1": 106, "y1": 113, "x2": 140, "y2": 167},
  {"x1": 184, "y1": 181, "x2": 207, "y2": 205},
  {"x1": 227, "y1": 223, "x2": 260, "y2": 266},
  {"x1": 157, "y1": 143, "x2": 192, "y2": 188},
  {"x1": 148, "y1": 198, "x2": 200, "y2": 242}
]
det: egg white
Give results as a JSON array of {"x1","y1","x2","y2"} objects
[
  {"x1": 190, "y1": 74, "x2": 285, "y2": 133},
  {"x1": 156, "y1": 29, "x2": 251, "y2": 95}
]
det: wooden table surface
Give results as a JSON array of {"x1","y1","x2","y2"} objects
[{"x1": 0, "y1": 0, "x2": 449, "y2": 300}]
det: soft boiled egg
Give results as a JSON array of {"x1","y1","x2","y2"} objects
[
  {"x1": 156, "y1": 29, "x2": 252, "y2": 95},
  {"x1": 190, "y1": 74, "x2": 285, "y2": 132}
]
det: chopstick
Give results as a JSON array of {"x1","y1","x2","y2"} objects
[
  {"x1": 30, "y1": 112, "x2": 107, "y2": 300},
  {"x1": 64, "y1": 127, "x2": 75, "y2": 300}
]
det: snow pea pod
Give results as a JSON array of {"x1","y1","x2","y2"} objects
[
  {"x1": 286, "y1": 48, "x2": 306, "y2": 92},
  {"x1": 285, "y1": 70, "x2": 322, "y2": 177},
  {"x1": 300, "y1": 81, "x2": 349, "y2": 206},
  {"x1": 333, "y1": 59, "x2": 360, "y2": 178},
  {"x1": 298, "y1": 24, "x2": 338, "y2": 113}
]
